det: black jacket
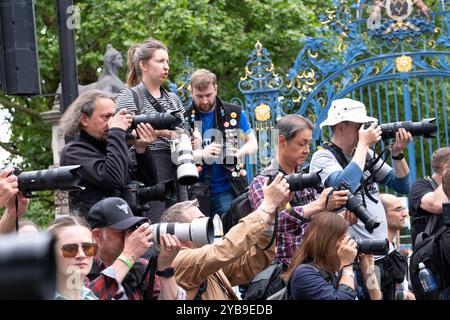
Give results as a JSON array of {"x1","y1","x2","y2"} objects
[{"x1": 60, "y1": 128, "x2": 157, "y2": 216}]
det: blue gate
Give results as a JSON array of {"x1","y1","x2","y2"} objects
[{"x1": 279, "y1": 0, "x2": 450, "y2": 182}]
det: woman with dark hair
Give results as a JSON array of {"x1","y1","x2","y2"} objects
[
  {"x1": 47, "y1": 215, "x2": 98, "y2": 300},
  {"x1": 116, "y1": 38, "x2": 187, "y2": 222},
  {"x1": 282, "y1": 212, "x2": 382, "y2": 300}
]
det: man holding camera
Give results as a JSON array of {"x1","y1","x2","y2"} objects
[
  {"x1": 160, "y1": 174, "x2": 290, "y2": 300},
  {"x1": 248, "y1": 114, "x2": 350, "y2": 269},
  {"x1": 0, "y1": 167, "x2": 29, "y2": 234},
  {"x1": 186, "y1": 69, "x2": 258, "y2": 216},
  {"x1": 409, "y1": 147, "x2": 449, "y2": 247},
  {"x1": 310, "y1": 98, "x2": 412, "y2": 299},
  {"x1": 86, "y1": 197, "x2": 185, "y2": 300},
  {"x1": 379, "y1": 193, "x2": 415, "y2": 300},
  {"x1": 60, "y1": 89, "x2": 158, "y2": 216}
]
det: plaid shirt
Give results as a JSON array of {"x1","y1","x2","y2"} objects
[
  {"x1": 248, "y1": 175, "x2": 318, "y2": 267},
  {"x1": 86, "y1": 256, "x2": 161, "y2": 300}
]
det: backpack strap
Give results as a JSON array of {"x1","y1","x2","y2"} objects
[{"x1": 130, "y1": 86, "x2": 144, "y2": 114}]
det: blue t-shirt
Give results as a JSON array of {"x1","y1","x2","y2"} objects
[{"x1": 198, "y1": 109, "x2": 252, "y2": 194}]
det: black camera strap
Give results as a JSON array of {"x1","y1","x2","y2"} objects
[
  {"x1": 138, "y1": 254, "x2": 158, "y2": 300},
  {"x1": 136, "y1": 82, "x2": 168, "y2": 114},
  {"x1": 15, "y1": 195, "x2": 19, "y2": 232}
]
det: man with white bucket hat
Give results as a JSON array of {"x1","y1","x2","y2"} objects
[{"x1": 310, "y1": 98, "x2": 412, "y2": 299}]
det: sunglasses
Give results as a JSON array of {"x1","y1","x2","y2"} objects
[{"x1": 61, "y1": 242, "x2": 98, "y2": 258}]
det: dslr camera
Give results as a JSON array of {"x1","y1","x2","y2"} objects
[
  {"x1": 122, "y1": 180, "x2": 177, "y2": 215},
  {"x1": 334, "y1": 182, "x2": 381, "y2": 233},
  {"x1": 2, "y1": 165, "x2": 84, "y2": 197},
  {"x1": 264, "y1": 169, "x2": 322, "y2": 192},
  {"x1": 363, "y1": 118, "x2": 437, "y2": 139}
]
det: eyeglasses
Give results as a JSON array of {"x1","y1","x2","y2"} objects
[
  {"x1": 61, "y1": 242, "x2": 98, "y2": 258},
  {"x1": 387, "y1": 206, "x2": 406, "y2": 212}
]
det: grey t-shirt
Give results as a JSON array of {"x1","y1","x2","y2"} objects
[
  {"x1": 115, "y1": 87, "x2": 185, "y2": 151},
  {"x1": 310, "y1": 148, "x2": 392, "y2": 242}
]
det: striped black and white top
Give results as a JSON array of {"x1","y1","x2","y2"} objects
[{"x1": 115, "y1": 87, "x2": 186, "y2": 150}]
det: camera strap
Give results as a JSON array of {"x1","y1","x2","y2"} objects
[
  {"x1": 138, "y1": 254, "x2": 158, "y2": 300},
  {"x1": 136, "y1": 82, "x2": 168, "y2": 114}
]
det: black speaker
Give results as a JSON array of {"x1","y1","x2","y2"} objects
[{"x1": 0, "y1": 0, "x2": 41, "y2": 95}]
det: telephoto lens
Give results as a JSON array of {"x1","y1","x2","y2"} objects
[
  {"x1": 175, "y1": 132, "x2": 199, "y2": 185},
  {"x1": 337, "y1": 183, "x2": 381, "y2": 233},
  {"x1": 364, "y1": 118, "x2": 437, "y2": 139},
  {"x1": 150, "y1": 217, "x2": 214, "y2": 246},
  {"x1": 284, "y1": 171, "x2": 321, "y2": 192},
  {"x1": 130, "y1": 111, "x2": 182, "y2": 130},
  {"x1": 16, "y1": 165, "x2": 84, "y2": 195},
  {"x1": 356, "y1": 238, "x2": 389, "y2": 255}
]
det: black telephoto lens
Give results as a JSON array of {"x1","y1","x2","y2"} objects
[
  {"x1": 378, "y1": 118, "x2": 437, "y2": 139},
  {"x1": 130, "y1": 112, "x2": 181, "y2": 130},
  {"x1": 356, "y1": 238, "x2": 389, "y2": 255},
  {"x1": 284, "y1": 172, "x2": 321, "y2": 192},
  {"x1": 345, "y1": 193, "x2": 381, "y2": 233}
]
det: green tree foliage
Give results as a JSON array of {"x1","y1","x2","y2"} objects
[{"x1": 0, "y1": 0, "x2": 333, "y2": 227}]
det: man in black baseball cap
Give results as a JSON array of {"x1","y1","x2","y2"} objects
[{"x1": 85, "y1": 197, "x2": 185, "y2": 300}]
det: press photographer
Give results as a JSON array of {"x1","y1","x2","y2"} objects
[
  {"x1": 186, "y1": 69, "x2": 258, "y2": 217},
  {"x1": 60, "y1": 89, "x2": 158, "y2": 217},
  {"x1": 86, "y1": 197, "x2": 186, "y2": 300},
  {"x1": 282, "y1": 212, "x2": 382, "y2": 300},
  {"x1": 310, "y1": 98, "x2": 413, "y2": 300}
]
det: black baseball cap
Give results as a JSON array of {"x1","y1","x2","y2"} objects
[{"x1": 87, "y1": 197, "x2": 147, "y2": 230}]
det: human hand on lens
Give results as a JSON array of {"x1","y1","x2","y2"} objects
[
  {"x1": 392, "y1": 128, "x2": 413, "y2": 155},
  {"x1": 202, "y1": 143, "x2": 222, "y2": 161},
  {"x1": 318, "y1": 187, "x2": 348, "y2": 211},
  {"x1": 191, "y1": 131, "x2": 202, "y2": 150},
  {"x1": 134, "y1": 123, "x2": 157, "y2": 153},
  {"x1": 340, "y1": 209, "x2": 358, "y2": 226},
  {"x1": 157, "y1": 234, "x2": 181, "y2": 270}
]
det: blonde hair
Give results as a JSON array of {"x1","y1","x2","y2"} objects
[{"x1": 126, "y1": 38, "x2": 168, "y2": 87}]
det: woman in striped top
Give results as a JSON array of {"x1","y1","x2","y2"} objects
[{"x1": 116, "y1": 38, "x2": 187, "y2": 222}]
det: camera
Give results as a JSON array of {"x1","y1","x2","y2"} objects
[
  {"x1": 122, "y1": 180, "x2": 177, "y2": 215},
  {"x1": 355, "y1": 238, "x2": 389, "y2": 255},
  {"x1": 363, "y1": 118, "x2": 437, "y2": 139},
  {"x1": 3, "y1": 165, "x2": 84, "y2": 197},
  {"x1": 132, "y1": 217, "x2": 214, "y2": 246},
  {"x1": 335, "y1": 182, "x2": 381, "y2": 233},
  {"x1": 130, "y1": 110, "x2": 183, "y2": 130},
  {"x1": 265, "y1": 169, "x2": 321, "y2": 192},
  {"x1": 171, "y1": 126, "x2": 199, "y2": 185},
  {"x1": 0, "y1": 232, "x2": 56, "y2": 299},
  {"x1": 443, "y1": 203, "x2": 450, "y2": 227}
]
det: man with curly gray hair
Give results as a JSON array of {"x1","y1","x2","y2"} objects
[{"x1": 60, "y1": 89, "x2": 157, "y2": 216}]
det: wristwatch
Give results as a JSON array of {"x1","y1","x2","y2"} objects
[
  {"x1": 392, "y1": 152, "x2": 404, "y2": 160},
  {"x1": 156, "y1": 267, "x2": 175, "y2": 278}
]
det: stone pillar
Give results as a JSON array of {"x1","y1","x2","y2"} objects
[{"x1": 40, "y1": 106, "x2": 69, "y2": 216}]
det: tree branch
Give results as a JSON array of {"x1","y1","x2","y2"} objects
[{"x1": 0, "y1": 97, "x2": 43, "y2": 120}]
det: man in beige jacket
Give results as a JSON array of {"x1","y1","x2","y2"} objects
[{"x1": 160, "y1": 173, "x2": 290, "y2": 299}]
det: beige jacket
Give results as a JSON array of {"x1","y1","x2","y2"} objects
[{"x1": 173, "y1": 209, "x2": 276, "y2": 300}]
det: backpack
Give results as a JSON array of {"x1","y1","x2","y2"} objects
[
  {"x1": 244, "y1": 261, "x2": 286, "y2": 300},
  {"x1": 221, "y1": 190, "x2": 252, "y2": 234},
  {"x1": 409, "y1": 226, "x2": 450, "y2": 300}
]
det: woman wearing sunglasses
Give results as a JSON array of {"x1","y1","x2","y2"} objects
[{"x1": 47, "y1": 215, "x2": 98, "y2": 300}]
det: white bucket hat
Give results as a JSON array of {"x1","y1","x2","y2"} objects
[{"x1": 319, "y1": 98, "x2": 377, "y2": 128}]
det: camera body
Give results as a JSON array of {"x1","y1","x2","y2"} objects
[
  {"x1": 122, "y1": 180, "x2": 177, "y2": 215},
  {"x1": 363, "y1": 118, "x2": 437, "y2": 139},
  {"x1": 355, "y1": 238, "x2": 389, "y2": 256},
  {"x1": 264, "y1": 169, "x2": 321, "y2": 192},
  {"x1": 335, "y1": 182, "x2": 381, "y2": 233}
]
